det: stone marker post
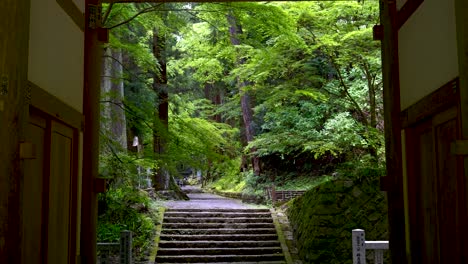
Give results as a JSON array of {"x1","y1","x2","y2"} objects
[{"x1": 353, "y1": 229, "x2": 366, "y2": 264}]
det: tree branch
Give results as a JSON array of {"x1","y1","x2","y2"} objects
[
  {"x1": 106, "y1": 3, "x2": 165, "y2": 29},
  {"x1": 102, "y1": 1, "x2": 114, "y2": 26},
  {"x1": 327, "y1": 53, "x2": 368, "y2": 126}
]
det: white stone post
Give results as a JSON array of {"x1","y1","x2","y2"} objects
[
  {"x1": 353, "y1": 229, "x2": 366, "y2": 264},
  {"x1": 374, "y1": 249, "x2": 384, "y2": 264}
]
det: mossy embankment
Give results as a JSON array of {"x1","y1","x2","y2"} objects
[{"x1": 286, "y1": 174, "x2": 388, "y2": 263}]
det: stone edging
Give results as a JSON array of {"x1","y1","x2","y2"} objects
[
  {"x1": 206, "y1": 189, "x2": 266, "y2": 204},
  {"x1": 148, "y1": 207, "x2": 165, "y2": 261}
]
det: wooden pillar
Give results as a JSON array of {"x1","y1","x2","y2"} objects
[
  {"x1": 0, "y1": 0, "x2": 31, "y2": 263},
  {"x1": 81, "y1": 1, "x2": 102, "y2": 263},
  {"x1": 379, "y1": 0, "x2": 407, "y2": 263},
  {"x1": 454, "y1": 0, "x2": 468, "y2": 262}
]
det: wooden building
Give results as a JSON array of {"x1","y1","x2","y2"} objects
[
  {"x1": 0, "y1": 0, "x2": 466, "y2": 263},
  {"x1": 395, "y1": 0, "x2": 468, "y2": 262}
]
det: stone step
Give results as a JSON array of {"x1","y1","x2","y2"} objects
[
  {"x1": 155, "y1": 253, "x2": 286, "y2": 263},
  {"x1": 159, "y1": 233, "x2": 279, "y2": 241},
  {"x1": 163, "y1": 217, "x2": 273, "y2": 224},
  {"x1": 158, "y1": 240, "x2": 281, "y2": 248},
  {"x1": 162, "y1": 222, "x2": 275, "y2": 229},
  {"x1": 161, "y1": 228, "x2": 278, "y2": 235},
  {"x1": 158, "y1": 204, "x2": 285, "y2": 263},
  {"x1": 157, "y1": 262, "x2": 286, "y2": 264},
  {"x1": 163, "y1": 211, "x2": 272, "y2": 218},
  {"x1": 157, "y1": 247, "x2": 283, "y2": 256},
  {"x1": 165, "y1": 208, "x2": 271, "y2": 213}
]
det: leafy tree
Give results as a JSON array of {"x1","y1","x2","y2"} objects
[{"x1": 98, "y1": 0, "x2": 384, "y2": 196}]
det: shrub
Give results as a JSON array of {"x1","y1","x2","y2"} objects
[{"x1": 97, "y1": 187, "x2": 160, "y2": 259}]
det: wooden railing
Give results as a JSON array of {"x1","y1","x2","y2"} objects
[
  {"x1": 264, "y1": 186, "x2": 306, "y2": 202},
  {"x1": 352, "y1": 229, "x2": 389, "y2": 264},
  {"x1": 97, "y1": 230, "x2": 132, "y2": 264}
]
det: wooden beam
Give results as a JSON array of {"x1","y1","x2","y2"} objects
[
  {"x1": 454, "y1": 0, "x2": 468, "y2": 261},
  {"x1": 397, "y1": 0, "x2": 424, "y2": 29},
  {"x1": 380, "y1": 0, "x2": 408, "y2": 263},
  {"x1": 81, "y1": 1, "x2": 102, "y2": 263},
  {"x1": 400, "y1": 78, "x2": 459, "y2": 128},
  {"x1": 29, "y1": 81, "x2": 85, "y2": 131},
  {"x1": 0, "y1": 0, "x2": 31, "y2": 263},
  {"x1": 56, "y1": 0, "x2": 85, "y2": 32}
]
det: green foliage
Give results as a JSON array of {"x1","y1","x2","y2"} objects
[
  {"x1": 164, "y1": 94, "x2": 241, "y2": 175},
  {"x1": 276, "y1": 175, "x2": 333, "y2": 191},
  {"x1": 208, "y1": 158, "x2": 246, "y2": 192},
  {"x1": 101, "y1": 0, "x2": 385, "y2": 207},
  {"x1": 98, "y1": 186, "x2": 161, "y2": 258},
  {"x1": 335, "y1": 155, "x2": 386, "y2": 182}
]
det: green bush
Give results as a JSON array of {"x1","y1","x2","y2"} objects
[
  {"x1": 208, "y1": 158, "x2": 247, "y2": 192},
  {"x1": 97, "y1": 187, "x2": 160, "y2": 258}
]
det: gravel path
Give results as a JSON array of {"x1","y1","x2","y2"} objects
[{"x1": 163, "y1": 185, "x2": 267, "y2": 210}]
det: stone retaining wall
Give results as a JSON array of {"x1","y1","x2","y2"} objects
[{"x1": 286, "y1": 177, "x2": 389, "y2": 263}]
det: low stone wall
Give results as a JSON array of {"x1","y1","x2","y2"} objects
[
  {"x1": 209, "y1": 189, "x2": 265, "y2": 204},
  {"x1": 286, "y1": 177, "x2": 389, "y2": 263}
]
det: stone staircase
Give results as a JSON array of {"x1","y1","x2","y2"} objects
[{"x1": 155, "y1": 208, "x2": 286, "y2": 263}]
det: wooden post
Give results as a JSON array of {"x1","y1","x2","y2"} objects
[
  {"x1": 0, "y1": 0, "x2": 31, "y2": 263},
  {"x1": 81, "y1": 1, "x2": 103, "y2": 263},
  {"x1": 120, "y1": 231, "x2": 132, "y2": 264},
  {"x1": 454, "y1": 0, "x2": 468, "y2": 261},
  {"x1": 379, "y1": 0, "x2": 407, "y2": 263},
  {"x1": 352, "y1": 229, "x2": 366, "y2": 264},
  {"x1": 271, "y1": 185, "x2": 277, "y2": 203}
]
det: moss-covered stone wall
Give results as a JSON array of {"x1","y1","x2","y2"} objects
[{"x1": 286, "y1": 177, "x2": 388, "y2": 263}]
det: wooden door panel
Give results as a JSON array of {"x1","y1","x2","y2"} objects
[
  {"x1": 418, "y1": 128, "x2": 439, "y2": 263},
  {"x1": 406, "y1": 107, "x2": 460, "y2": 263},
  {"x1": 22, "y1": 114, "x2": 47, "y2": 264},
  {"x1": 434, "y1": 110, "x2": 459, "y2": 262},
  {"x1": 407, "y1": 122, "x2": 439, "y2": 264},
  {"x1": 47, "y1": 121, "x2": 74, "y2": 264}
]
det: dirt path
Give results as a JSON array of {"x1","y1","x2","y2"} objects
[{"x1": 163, "y1": 185, "x2": 268, "y2": 210}]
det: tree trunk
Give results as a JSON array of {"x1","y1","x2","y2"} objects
[
  {"x1": 214, "y1": 92, "x2": 222, "y2": 123},
  {"x1": 240, "y1": 91, "x2": 261, "y2": 175},
  {"x1": 369, "y1": 86, "x2": 377, "y2": 128},
  {"x1": 101, "y1": 47, "x2": 127, "y2": 150},
  {"x1": 227, "y1": 10, "x2": 261, "y2": 176},
  {"x1": 363, "y1": 63, "x2": 378, "y2": 158},
  {"x1": 204, "y1": 82, "x2": 222, "y2": 123},
  {"x1": 152, "y1": 25, "x2": 169, "y2": 190},
  {"x1": 110, "y1": 49, "x2": 127, "y2": 148}
]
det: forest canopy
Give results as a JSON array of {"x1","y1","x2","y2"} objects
[
  {"x1": 96, "y1": 2, "x2": 384, "y2": 256},
  {"x1": 99, "y1": 0, "x2": 383, "y2": 192}
]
